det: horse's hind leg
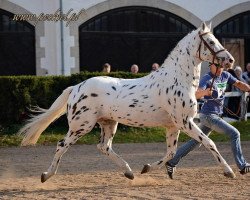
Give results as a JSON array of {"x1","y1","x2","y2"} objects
[
  {"x1": 97, "y1": 119, "x2": 134, "y2": 180},
  {"x1": 41, "y1": 127, "x2": 93, "y2": 183},
  {"x1": 141, "y1": 126, "x2": 180, "y2": 173}
]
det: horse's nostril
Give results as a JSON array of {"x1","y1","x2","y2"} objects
[{"x1": 229, "y1": 59, "x2": 234, "y2": 63}]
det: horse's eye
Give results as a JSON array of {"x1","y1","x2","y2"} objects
[{"x1": 210, "y1": 41, "x2": 215, "y2": 45}]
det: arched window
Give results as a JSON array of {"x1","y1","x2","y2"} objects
[
  {"x1": 0, "y1": 9, "x2": 35, "y2": 75},
  {"x1": 79, "y1": 6, "x2": 195, "y2": 72},
  {"x1": 80, "y1": 7, "x2": 193, "y2": 33},
  {"x1": 215, "y1": 11, "x2": 250, "y2": 35},
  {"x1": 214, "y1": 11, "x2": 250, "y2": 67}
]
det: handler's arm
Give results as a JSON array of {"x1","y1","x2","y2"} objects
[
  {"x1": 195, "y1": 88, "x2": 213, "y2": 99},
  {"x1": 233, "y1": 80, "x2": 250, "y2": 93}
]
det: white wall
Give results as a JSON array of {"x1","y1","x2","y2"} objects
[
  {"x1": 5, "y1": 0, "x2": 248, "y2": 75},
  {"x1": 168, "y1": 0, "x2": 249, "y2": 21}
]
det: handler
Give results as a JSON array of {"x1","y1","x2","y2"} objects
[{"x1": 166, "y1": 63, "x2": 250, "y2": 179}]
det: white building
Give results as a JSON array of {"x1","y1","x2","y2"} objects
[{"x1": 0, "y1": 0, "x2": 250, "y2": 76}]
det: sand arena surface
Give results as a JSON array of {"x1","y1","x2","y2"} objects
[{"x1": 0, "y1": 142, "x2": 250, "y2": 199}]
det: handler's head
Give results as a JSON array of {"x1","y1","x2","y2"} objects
[{"x1": 210, "y1": 63, "x2": 224, "y2": 76}]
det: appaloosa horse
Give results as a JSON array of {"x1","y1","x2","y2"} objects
[{"x1": 19, "y1": 22, "x2": 235, "y2": 183}]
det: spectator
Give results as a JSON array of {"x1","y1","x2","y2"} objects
[
  {"x1": 234, "y1": 66, "x2": 246, "y2": 84},
  {"x1": 242, "y1": 63, "x2": 250, "y2": 113},
  {"x1": 226, "y1": 67, "x2": 242, "y2": 119},
  {"x1": 102, "y1": 63, "x2": 111, "y2": 73},
  {"x1": 151, "y1": 63, "x2": 159, "y2": 71},
  {"x1": 226, "y1": 68, "x2": 238, "y2": 91},
  {"x1": 242, "y1": 62, "x2": 250, "y2": 84},
  {"x1": 130, "y1": 64, "x2": 139, "y2": 74}
]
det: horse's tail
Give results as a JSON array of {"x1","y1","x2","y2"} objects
[{"x1": 19, "y1": 87, "x2": 73, "y2": 146}]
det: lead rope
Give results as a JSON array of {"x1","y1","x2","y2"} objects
[
  {"x1": 209, "y1": 65, "x2": 219, "y2": 91},
  {"x1": 210, "y1": 95, "x2": 243, "y2": 119}
]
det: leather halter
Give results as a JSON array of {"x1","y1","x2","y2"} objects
[
  {"x1": 198, "y1": 32, "x2": 225, "y2": 90},
  {"x1": 197, "y1": 31, "x2": 226, "y2": 65}
]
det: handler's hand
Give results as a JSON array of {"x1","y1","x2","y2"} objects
[
  {"x1": 205, "y1": 88, "x2": 213, "y2": 96},
  {"x1": 195, "y1": 88, "x2": 214, "y2": 99}
]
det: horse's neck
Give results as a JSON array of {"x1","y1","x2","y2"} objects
[
  {"x1": 174, "y1": 51, "x2": 201, "y2": 85},
  {"x1": 161, "y1": 30, "x2": 202, "y2": 88}
]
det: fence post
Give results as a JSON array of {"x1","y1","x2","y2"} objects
[{"x1": 240, "y1": 92, "x2": 247, "y2": 121}]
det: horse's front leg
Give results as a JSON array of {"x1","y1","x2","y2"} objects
[
  {"x1": 183, "y1": 119, "x2": 235, "y2": 178},
  {"x1": 141, "y1": 126, "x2": 180, "y2": 174}
]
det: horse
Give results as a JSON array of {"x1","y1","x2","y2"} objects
[{"x1": 19, "y1": 22, "x2": 235, "y2": 183}]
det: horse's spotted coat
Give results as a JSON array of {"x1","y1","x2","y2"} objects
[{"x1": 20, "y1": 23, "x2": 236, "y2": 182}]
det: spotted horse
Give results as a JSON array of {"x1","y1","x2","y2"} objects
[{"x1": 19, "y1": 22, "x2": 235, "y2": 183}]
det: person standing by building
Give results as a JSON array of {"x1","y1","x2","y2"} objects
[
  {"x1": 130, "y1": 64, "x2": 139, "y2": 74},
  {"x1": 242, "y1": 62, "x2": 250, "y2": 84},
  {"x1": 151, "y1": 63, "x2": 159, "y2": 72},
  {"x1": 242, "y1": 62, "x2": 250, "y2": 112},
  {"x1": 102, "y1": 63, "x2": 111, "y2": 73},
  {"x1": 234, "y1": 66, "x2": 246, "y2": 83}
]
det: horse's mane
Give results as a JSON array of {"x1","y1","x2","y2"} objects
[{"x1": 161, "y1": 28, "x2": 201, "y2": 67}]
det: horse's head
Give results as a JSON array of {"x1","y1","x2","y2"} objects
[{"x1": 197, "y1": 22, "x2": 234, "y2": 69}]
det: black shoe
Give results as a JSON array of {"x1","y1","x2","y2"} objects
[
  {"x1": 165, "y1": 162, "x2": 176, "y2": 179},
  {"x1": 240, "y1": 164, "x2": 250, "y2": 175}
]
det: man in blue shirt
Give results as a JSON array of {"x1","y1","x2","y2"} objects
[{"x1": 166, "y1": 64, "x2": 250, "y2": 179}]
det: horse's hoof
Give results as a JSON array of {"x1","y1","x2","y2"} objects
[
  {"x1": 224, "y1": 171, "x2": 236, "y2": 178},
  {"x1": 141, "y1": 164, "x2": 151, "y2": 174},
  {"x1": 124, "y1": 171, "x2": 134, "y2": 180},
  {"x1": 41, "y1": 172, "x2": 48, "y2": 183}
]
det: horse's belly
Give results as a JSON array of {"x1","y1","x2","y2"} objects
[{"x1": 109, "y1": 108, "x2": 173, "y2": 127}]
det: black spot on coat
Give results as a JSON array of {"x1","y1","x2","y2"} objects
[
  {"x1": 129, "y1": 85, "x2": 136, "y2": 90},
  {"x1": 182, "y1": 101, "x2": 185, "y2": 107},
  {"x1": 59, "y1": 139, "x2": 65, "y2": 147},
  {"x1": 72, "y1": 103, "x2": 77, "y2": 115},
  {"x1": 91, "y1": 93, "x2": 98, "y2": 97},
  {"x1": 189, "y1": 122, "x2": 192, "y2": 130}
]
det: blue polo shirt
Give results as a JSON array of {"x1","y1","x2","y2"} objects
[{"x1": 199, "y1": 71, "x2": 238, "y2": 115}]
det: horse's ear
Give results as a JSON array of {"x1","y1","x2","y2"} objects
[
  {"x1": 207, "y1": 21, "x2": 212, "y2": 30},
  {"x1": 201, "y1": 22, "x2": 206, "y2": 31}
]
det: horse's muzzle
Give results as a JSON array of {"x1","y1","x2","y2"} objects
[{"x1": 216, "y1": 56, "x2": 234, "y2": 69}]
